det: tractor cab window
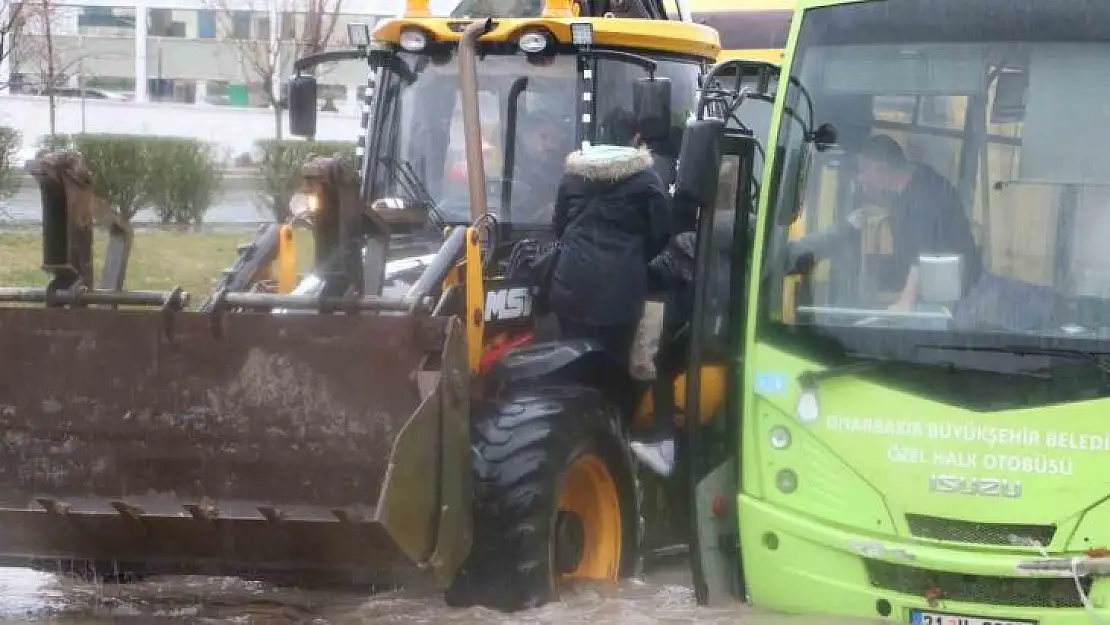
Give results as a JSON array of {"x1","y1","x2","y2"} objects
[
  {"x1": 595, "y1": 54, "x2": 701, "y2": 183},
  {"x1": 370, "y1": 49, "x2": 577, "y2": 227},
  {"x1": 438, "y1": 86, "x2": 577, "y2": 224},
  {"x1": 441, "y1": 91, "x2": 507, "y2": 200}
]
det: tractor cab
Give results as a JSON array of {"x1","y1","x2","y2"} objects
[{"x1": 283, "y1": 0, "x2": 720, "y2": 381}]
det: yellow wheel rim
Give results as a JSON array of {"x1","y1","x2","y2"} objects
[{"x1": 556, "y1": 454, "x2": 622, "y2": 580}]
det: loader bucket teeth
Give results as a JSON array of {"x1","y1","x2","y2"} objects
[{"x1": 0, "y1": 307, "x2": 472, "y2": 587}]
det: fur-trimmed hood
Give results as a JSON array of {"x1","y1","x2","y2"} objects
[{"x1": 563, "y1": 144, "x2": 654, "y2": 182}]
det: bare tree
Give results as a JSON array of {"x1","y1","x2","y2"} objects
[
  {"x1": 12, "y1": 0, "x2": 92, "y2": 140},
  {"x1": 208, "y1": 0, "x2": 344, "y2": 140},
  {"x1": 0, "y1": 1, "x2": 25, "y2": 89}
]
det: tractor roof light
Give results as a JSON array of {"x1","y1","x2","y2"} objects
[
  {"x1": 399, "y1": 27, "x2": 429, "y2": 52},
  {"x1": 570, "y1": 21, "x2": 593, "y2": 46},
  {"x1": 542, "y1": 0, "x2": 577, "y2": 17},
  {"x1": 403, "y1": 0, "x2": 432, "y2": 16},
  {"x1": 347, "y1": 23, "x2": 371, "y2": 48},
  {"x1": 289, "y1": 190, "x2": 320, "y2": 218},
  {"x1": 518, "y1": 29, "x2": 551, "y2": 54}
]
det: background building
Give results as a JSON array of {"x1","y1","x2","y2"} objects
[{"x1": 0, "y1": 0, "x2": 455, "y2": 109}]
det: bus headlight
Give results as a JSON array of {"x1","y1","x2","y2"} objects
[
  {"x1": 399, "y1": 27, "x2": 429, "y2": 52},
  {"x1": 769, "y1": 426, "x2": 792, "y2": 450},
  {"x1": 776, "y1": 469, "x2": 798, "y2": 494}
]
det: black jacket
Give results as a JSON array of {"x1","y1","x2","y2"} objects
[
  {"x1": 550, "y1": 146, "x2": 672, "y2": 326},
  {"x1": 649, "y1": 231, "x2": 697, "y2": 292},
  {"x1": 649, "y1": 230, "x2": 697, "y2": 345},
  {"x1": 888, "y1": 165, "x2": 982, "y2": 293},
  {"x1": 648, "y1": 214, "x2": 736, "y2": 349}
]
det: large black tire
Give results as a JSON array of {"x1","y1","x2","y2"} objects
[{"x1": 444, "y1": 385, "x2": 640, "y2": 612}]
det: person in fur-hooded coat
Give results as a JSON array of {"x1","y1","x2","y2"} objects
[{"x1": 549, "y1": 144, "x2": 673, "y2": 368}]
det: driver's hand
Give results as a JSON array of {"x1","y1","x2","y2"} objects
[{"x1": 887, "y1": 297, "x2": 914, "y2": 312}]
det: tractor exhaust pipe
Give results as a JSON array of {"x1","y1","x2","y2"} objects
[{"x1": 459, "y1": 18, "x2": 494, "y2": 223}]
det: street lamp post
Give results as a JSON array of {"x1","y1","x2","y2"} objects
[
  {"x1": 79, "y1": 36, "x2": 86, "y2": 133},
  {"x1": 270, "y1": 0, "x2": 280, "y2": 133}
]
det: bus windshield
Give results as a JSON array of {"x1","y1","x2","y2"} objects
[{"x1": 759, "y1": 0, "x2": 1110, "y2": 406}]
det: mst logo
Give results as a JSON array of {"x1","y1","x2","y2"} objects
[
  {"x1": 485, "y1": 287, "x2": 533, "y2": 322},
  {"x1": 929, "y1": 474, "x2": 1023, "y2": 499}
]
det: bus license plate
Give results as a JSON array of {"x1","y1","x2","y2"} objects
[{"x1": 910, "y1": 610, "x2": 1036, "y2": 625}]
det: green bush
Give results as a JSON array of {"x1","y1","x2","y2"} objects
[
  {"x1": 256, "y1": 139, "x2": 356, "y2": 221},
  {"x1": 39, "y1": 134, "x2": 75, "y2": 153},
  {"x1": 145, "y1": 138, "x2": 224, "y2": 227},
  {"x1": 68, "y1": 134, "x2": 151, "y2": 221},
  {"x1": 0, "y1": 127, "x2": 20, "y2": 206},
  {"x1": 34, "y1": 134, "x2": 223, "y2": 224}
]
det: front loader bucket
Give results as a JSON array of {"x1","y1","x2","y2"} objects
[{"x1": 0, "y1": 308, "x2": 471, "y2": 587}]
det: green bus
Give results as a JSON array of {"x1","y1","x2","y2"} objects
[{"x1": 681, "y1": 0, "x2": 1110, "y2": 623}]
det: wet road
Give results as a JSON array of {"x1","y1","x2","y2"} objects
[{"x1": 0, "y1": 566, "x2": 882, "y2": 624}]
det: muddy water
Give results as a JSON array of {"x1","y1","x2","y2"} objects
[{"x1": 0, "y1": 566, "x2": 884, "y2": 624}]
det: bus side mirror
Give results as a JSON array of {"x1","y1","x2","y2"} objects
[
  {"x1": 783, "y1": 143, "x2": 811, "y2": 226},
  {"x1": 634, "y1": 76, "x2": 672, "y2": 145},
  {"x1": 289, "y1": 74, "x2": 318, "y2": 139},
  {"x1": 775, "y1": 122, "x2": 837, "y2": 226},
  {"x1": 812, "y1": 122, "x2": 838, "y2": 152},
  {"x1": 674, "y1": 118, "x2": 725, "y2": 208}
]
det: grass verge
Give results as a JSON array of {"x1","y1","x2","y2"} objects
[{"x1": 0, "y1": 229, "x2": 315, "y2": 302}]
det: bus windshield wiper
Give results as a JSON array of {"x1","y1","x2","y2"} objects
[
  {"x1": 920, "y1": 343, "x2": 1110, "y2": 378},
  {"x1": 926, "y1": 343, "x2": 1110, "y2": 362},
  {"x1": 793, "y1": 351, "x2": 973, "y2": 422},
  {"x1": 1003, "y1": 344, "x2": 1110, "y2": 360},
  {"x1": 1002, "y1": 345, "x2": 1110, "y2": 377},
  {"x1": 794, "y1": 358, "x2": 880, "y2": 423},
  {"x1": 797, "y1": 359, "x2": 877, "y2": 388}
]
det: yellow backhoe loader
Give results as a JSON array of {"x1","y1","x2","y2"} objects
[{"x1": 0, "y1": 0, "x2": 759, "y2": 612}]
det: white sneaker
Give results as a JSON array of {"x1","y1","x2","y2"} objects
[{"x1": 631, "y1": 439, "x2": 675, "y2": 477}]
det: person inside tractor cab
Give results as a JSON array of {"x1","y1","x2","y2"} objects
[{"x1": 508, "y1": 105, "x2": 576, "y2": 223}]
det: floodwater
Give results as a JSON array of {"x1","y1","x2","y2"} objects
[{"x1": 0, "y1": 565, "x2": 881, "y2": 624}]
